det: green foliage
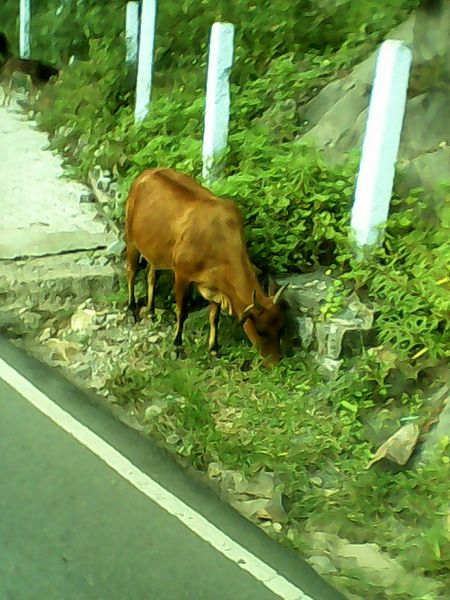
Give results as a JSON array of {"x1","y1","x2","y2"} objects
[
  {"x1": 344, "y1": 191, "x2": 450, "y2": 366},
  {"x1": 107, "y1": 315, "x2": 449, "y2": 597},
  {"x1": 212, "y1": 143, "x2": 359, "y2": 271}
]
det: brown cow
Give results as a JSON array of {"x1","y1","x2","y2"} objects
[
  {"x1": 125, "y1": 168, "x2": 288, "y2": 365},
  {"x1": 1, "y1": 58, "x2": 59, "y2": 106}
]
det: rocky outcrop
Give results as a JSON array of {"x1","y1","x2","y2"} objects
[
  {"x1": 304, "y1": 529, "x2": 444, "y2": 598},
  {"x1": 297, "y1": 1, "x2": 450, "y2": 198},
  {"x1": 276, "y1": 271, "x2": 373, "y2": 374},
  {"x1": 0, "y1": 252, "x2": 118, "y2": 336}
]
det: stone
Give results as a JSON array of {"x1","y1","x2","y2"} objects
[
  {"x1": 332, "y1": 542, "x2": 403, "y2": 587},
  {"x1": 243, "y1": 470, "x2": 274, "y2": 498},
  {"x1": 38, "y1": 327, "x2": 52, "y2": 342},
  {"x1": 46, "y1": 338, "x2": 82, "y2": 363},
  {"x1": 108, "y1": 182, "x2": 121, "y2": 199},
  {"x1": 316, "y1": 293, "x2": 374, "y2": 360},
  {"x1": 96, "y1": 175, "x2": 113, "y2": 192},
  {"x1": 302, "y1": 528, "x2": 444, "y2": 597},
  {"x1": 399, "y1": 145, "x2": 450, "y2": 196},
  {"x1": 80, "y1": 191, "x2": 95, "y2": 203},
  {"x1": 145, "y1": 404, "x2": 163, "y2": 419},
  {"x1": 254, "y1": 98, "x2": 297, "y2": 141},
  {"x1": 233, "y1": 498, "x2": 270, "y2": 520},
  {"x1": 220, "y1": 470, "x2": 249, "y2": 495},
  {"x1": 318, "y1": 357, "x2": 343, "y2": 377},
  {"x1": 70, "y1": 307, "x2": 97, "y2": 333},
  {"x1": 276, "y1": 273, "x2": 373, "y2": 363},
  {"x1": 276, "y1": 271, "x2": 333, "y2": 315},
  {"x1": 0, "y1": 252, "x2": 119, "y2": 336},
  {"x1": 166, "y1": 433, "x2": 181, "y2": 445},
  {"x1": 361, "y1": 407, "x2": 404, "y2": 447},
  {"x1": 367, "y1": 422, "x2": 420, "y2": 467},
  {"x1": 308, "y1": 555, "x2": 337, "y2": 575},
  {"x1": 296, "y1": 316, "x2": 314, "y2": 349},
  {"x1": 207, "y1": 462, "x2": 224, "y2": 479}
]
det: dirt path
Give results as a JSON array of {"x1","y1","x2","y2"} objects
[{"x1": 0, "y1": 101, "x2": 115, "y2": 259}]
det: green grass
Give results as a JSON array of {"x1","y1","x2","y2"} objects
[{"x1": 106, "y1": 303, "x2": 450, "y2": 599}]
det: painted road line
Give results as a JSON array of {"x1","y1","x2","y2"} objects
[{"x1": 0, "y1": 356, "x2": 313, "y2": 600}]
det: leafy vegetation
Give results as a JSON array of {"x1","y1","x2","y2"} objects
[
  {"x1": 106, "y1": 293, "x2": 449, "y2": 599},
  {"x1": 2, "y1": 0, "x2": 449, "y2": 597}
]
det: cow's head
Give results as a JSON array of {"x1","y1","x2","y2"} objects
[{"x1": 239, "y1": 284, "x2": 288, "y2": 366}]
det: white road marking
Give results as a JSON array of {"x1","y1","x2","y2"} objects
[{"x1": 0, "y1": 356, "x2": 314, "y2": 600}]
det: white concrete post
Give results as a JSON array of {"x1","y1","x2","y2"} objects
[
  {"x1": 202, "y1": 23, "x2": 234, "y2": 183},
  {"x1": 126, "y1": 1, "x2": 140, "y2": 66},
  {"x1": 134, "y1": 0, "x2": 157, "y2": 123},
  {"x1": 351, "y1": 40, "x2": 412, "y2": 250},
  {"x1": 19, "y1": 0, "x2": 31, "y2": 59}
]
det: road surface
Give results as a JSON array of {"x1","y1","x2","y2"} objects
[{"x1": 0, "y1": 335, "x2": 344, "y2": 600}]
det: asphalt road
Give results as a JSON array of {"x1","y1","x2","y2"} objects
[{"x1": 0, "y1": 335, "x2": 345, "y2": 600}]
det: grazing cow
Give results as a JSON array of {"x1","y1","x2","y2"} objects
[
  {"x1": 125, "y1": 168, "x2": 288, "y2": 365},
  {"x1": 0, "y1": 32, "x2": 59, "y2": 106}
]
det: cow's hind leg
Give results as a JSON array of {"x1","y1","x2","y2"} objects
[
  {"x1": 173, "y1": 275, "x2": 190, "y2": 357},
  {"x1": 145, "y1": 263, "x2": 157, "y2": 317},
  {"x1": 126, "y1": 243, "x2": 140, "y2": 321},
  {"x1": 208, "y1": 302, "x2": 220, "y2": 355},
  {"x1": 1, "y1": 78, "x2": 11, "y2": 106}
]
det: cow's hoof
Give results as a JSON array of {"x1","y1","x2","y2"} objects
[{"x1": 171, "y1": 346, "x2": 185, "y2": 360}]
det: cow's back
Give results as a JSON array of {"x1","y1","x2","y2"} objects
[{"x1": 126, "y1": 169, "x2": 245, "y2": 274}]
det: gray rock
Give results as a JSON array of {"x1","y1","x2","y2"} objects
[
  {"x1": 316, "y1": 292, "x2": 373, "y2": 360},
  {"x1": 105, "y1": 239, "x2": 126, "y2": 257},
  {"x1": 277, "y1": 271, "x2": 333, "y2": 315},
  {"x1": 303, "y1": 528, "x2": 444, "y2": 597},
  {"x1": 97, "y1": 177, "x2": 112, "y2": 193},
  {"x1": 318, "y1": 357, "x2": 343, "y2": 377},
  {"x1": 308, "y1": 555, "x2": 337, "y2": 575},
  {"x1": 80, "y1": 191, "x2": 95, "y2": 203},
  {"x1": 0, "y1": 252, "x2": 119, "y2": 336},
  {"x1": 296, "y1": 316, "x2": 315, "y2": 349},
  {"x1": 276, "y1": 273, "x2": 373, "y2": 364},
  {"x1": 332, "y1": 542, "x2": 404, "y2": 587},
  {"x1": 91, "y1": 165, "x2": 103, "y2": 180},
  {"x1": 108, "y1": 182, "x2": 121, "y2": 199},
  {"x1": 145, "y1": 404, "x2": 164, "y2": 419}
]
